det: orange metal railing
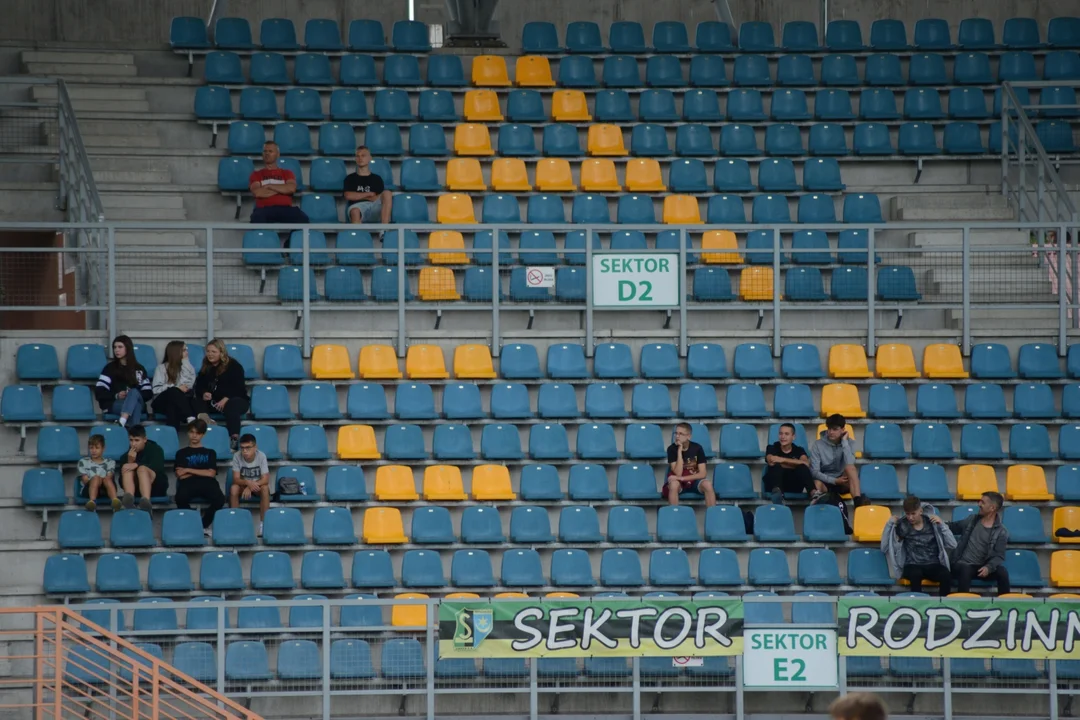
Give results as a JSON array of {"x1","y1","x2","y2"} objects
[{"x1": 0, "y1": 606, "x2": 261, "y2": 720}]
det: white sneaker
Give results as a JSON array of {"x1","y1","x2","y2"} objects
[
  {"x1": 187, "y1": 416, "x2": 196, "y2": 424},
  {"x1": 203, "y1": 527, "x2": 212, "y2": 539}
]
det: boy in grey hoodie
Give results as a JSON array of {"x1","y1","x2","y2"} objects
[{"x1": 809, "y1": 414, "x2": 869, "y2": 506}]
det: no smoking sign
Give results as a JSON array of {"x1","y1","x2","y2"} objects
[{"x1": 525, "y1": 266, "x2": 555, "y2": 288}]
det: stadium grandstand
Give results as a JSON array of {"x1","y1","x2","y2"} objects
[{"x1": 0, "y1": 0, "x2": 1080, "y2": 718}]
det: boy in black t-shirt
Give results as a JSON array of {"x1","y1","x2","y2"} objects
[
  {"x1": 174, "y1": 419, "x2": 225, "y2": 534},
  {"x1": 344, "y1": 146, "x2": 392, "y2": 229},
  {"x1": 666, "y1": 422, "x2": 715, "y2": 507},
  {"x1": 764, "y1": 422, "x2": 819, "y2": 505}
]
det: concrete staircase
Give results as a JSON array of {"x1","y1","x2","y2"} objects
[{"x1": 892, "y1": 193, "x2": 1062, "y2": 331}]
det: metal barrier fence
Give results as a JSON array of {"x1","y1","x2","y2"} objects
[
  {"x1": 56, "y1": 595, "x2": 1074, "y2": 720},
  {"x1": 0, "y1": 219, "x2": 1078, "y2": 357}
]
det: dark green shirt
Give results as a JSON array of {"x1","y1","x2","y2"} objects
[{"x1": 119, "y1": 440, "x2": 167, "y2": 480}]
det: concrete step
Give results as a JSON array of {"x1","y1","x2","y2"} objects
[
  {"x1": 24, "y1": 62, "x2": 137, "y2": 77},
  {"x1": 48, "y1": 133, "x2": 159, "y2": 149},
  {"x1": 101, "y1": 194, "x2": 184, "y2": 210},
  {"x1": 76, "y1": 120, "x2": 158, "y2": 137},
  {"x1": 908, "y1": 230, "x2": 1032, "y2": 248},
  {"x1": 66, "y1": 99, "x2": 152, "y2": 113},
  {"x1": 893, "y1": 206, "x2": 1017, "y2": 222},
  {"x1": 32, "y1": 85, "x2": 146, "y2": 102},
  {"x1": 892, "y1": 193, "x2": 1012, "y2": 211},
  {"x1": 92, "y1": 170, "x2": 171, "y2": 184},
  {"x1": 117, "y1": 310, "x2": 220, "y2": 333},
  {"x1": 949, "y1": 308, "x2": 1063, "y2": 330},
  {"x1": 22, "y1": 51, "x2": 136, "y2": 65},
  {"x1": 89, "y1": 155, "x2": 169, "y2": 172},
  {"x1": 103, "y1": 206, "x2": 187, "y2": 221},
  {"x1": 927, "y1": 266, "x2": 1049, "y2": 285},
  {"x1": 114, "y1": 230, "x2": 197, "y2": 247}
]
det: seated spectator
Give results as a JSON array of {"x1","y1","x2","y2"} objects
[
  {"x1": 249, "y1": 141, "x2": 310, "y2": 225},
  {"x1": 231, "y1": 433, "x2": 270, "y2": 536},
  {"x1": 94, "y1": 334, "x2": 152, "y2": 427},
  {"x1": 151, "y1": 340, "x2": 197, "y2": 429},
  {"x1": 882, "y1": 495, "x2": 957, "y2": 596},
  {"x1": 345, "y1": 145, "x2": 392, "y2": 232},
  {"x1": 118, "y1": 424, "x2": 167, "y2": 512},
  {"x1": 77, "y1": 433, "x2": 120, "y2": 511},
  {"x1": 665, "y1": 422, "x2": 716, "y2": 507},
  {"x1": 764, "y1": 423, "x2": 818, "y2": 505},
  {"x1": 174, "y1": 419, "x2": 225, "y2": 537},
  {"x1": 810, "y1": 414, "x2": 868, "y2": 506},
  {"x1": 947, "y1": 491, "x2": 1010, "y2": 594},
  {"x1": 193, "y1": 338, "x2": 250, "y2": 449}
]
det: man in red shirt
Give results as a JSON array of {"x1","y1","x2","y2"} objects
[{"x1": 248, "y1": 141, "x2": 311, "y2": 225}]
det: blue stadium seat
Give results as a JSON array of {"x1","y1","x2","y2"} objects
[
  {"x1": 559, "y1": 56, "x2": 598, "y2": 88},
  {"x1": 194, "y1": 86, "x2": 233, "y2": 120},
  {"x1": 798, "y1": 194, "x2": 838, "y2": 226},
  {"x1": 863, "y1": 423, "x2": 908, "y2": 459},
  {"x1": 569, "y1": 464, "x2": 611, "y2": 500},
  {"x1": 755, "y1": 505, "x2": 797, "y2": 542},
  {"x1": 798, "y1": 549, "x2": 842, "y2": 586},
  {"x1": 954, "y1": 52, "x2": 993, "y2": 84},
  {"x1": 733, "y1": 55, "x2": 772, "y2": 86},
  {"x1": 261, "y1": 507, "x2": 305, "y2": 546},
  {"x1": 727, "y1": 89, "x2": 765, "y2": 121},
  {"x1": 396, "y1": 383, "x2": 437, "y2": 420},
  {"x1": 958, "y1": 18, "x2": 997, "y2": 49},
  {"x1": 865, "y1": 53, "x2": 904, "y2": 85},
  {"x1": 740, "y1": 21, "x2": 777, "y2": 52},
  {"x1": 1003, "y1": 17, "x2": 1042, "y2": 49},
  {"x1": 401, "y1": 550, "x2": 445, "y2": 588},
  {"x1": 899, "y1": 122, "x2": 940, "y2": 154},
  {"x1": 301, "y1": 551, "x2": 345, "y2": 589},
  {"x1": 339, "y1": 54, "x2": 378, "y2": 85},
  {"x1": 734, "y1": 343, "x2": 777, "y2": 379},
  {"x1": 518, "y1": 465, "x2": 561, "y2": 501},
  {"x1": 22, "y1": 468, "x2": 66, "y2": 506},
  {"x1": 472, "y1": 424, "x2": 520, "y2": 460},
  {"x1": 655, "y1": 506, "x2": 700, "y2": 543},
  {"x1": 703, "y1": 505, "x2": 749, "y2": 542},
  {"x1": 550, "y1": 549, "x2": 595, "y2": 586},
  {"x1": 780, "y1": 20, "x2": 819, "y2": 51},
  {"x1": 577, "y1": 423, "x2": 618, "y2": 459},
  {"x1": 37, "y1": 426, "x2": 80, "y2": 463},
  {"x1": 1003, "y1": 506, "x2": 1047, "y2": 543},
  {"x1": 822, "y1": 54, "x2": 859, "y2": 85},
  {"x1": 778, "y1": 344, "x2": 823, "y2": 379},
  {"x1": 624, "y1": 423, "x2": 666, "y2": 460},
  {"x1": 294, "y1": 53, "x2": 333, "y2": 85},
  {"x1": 943, "y1": 122, "x2": 986, "y2": 154},
  {"x1": 639, "y1": 89, "x2": 678, "y2": 121},
  {"x1": 298, "y1": 383, "x2": 341, "y2": 420},
  {"x1": 507, "y1": 506, "x2": 554, "y2": 544},
  {"x1": 250, "y1": 52, "x2": 288, "y2": 84},
  {"x1": 906, "y1": 464, "x2": 951, "y2": 501},
  {"x1": 914, "y1": 19, "x2": 953, "y2": 50},
  {"x1": 758, "y1": 158, "x2": 798, "y2": 191},
  {"x1": 689, "y1": 55, "x2": 727, "y2": 86},
  {"x1": 870, "y1": 20, "x2": 908, "y2": 50},
  {"x1": 535, "y1": 384, "x2": 578, "y2": 419},
  {"x1": 908, "y1": 53, "x2": 948, "y2": 85},
  {"x1": 860, "y1": 89, "x2": 899, "y2": 120},
  {"x1": 679, "y1": 383, "x2": 720, "y2": 418},
  {"x1": 789, "y1": 230, "x2": 833, "y2": 263},
  {"x1": 600, "y1": 549, "x2": 643, "y2": 587},
  {"x1": 748, "y1": 548, "x2": 791, "y2": 586},
  {"x1": 111, "y1": 510, "x2": 154, "y2": 548},
  {"x1": 1018, "y1": 343, "x2": 1063, "y2": 378},
  {"x1": 808, "y1": 122, "x2": 848, "y2": 155},
  {"x1": 844, "y1": 193, "x2": 884, "y2": 223},
  {"x1": 802, "y1": 504, "x2": 848, "y2": 542},
  {"x1": 911, "y1": 423, "x2": 957, "y2": 459},
  {"x1": 259, "y1": 18, "x2": 297, "y2": 50},
  {"x1": 432, "y1": 424, "x2": 475, "y2": 460},
  {"x1": 374, "y1": 89, "x2": 414, "y2": 121},
  {"x1": 443, "y1": 384, "x2": 484, "y2": 421},
  {"x1": 391, "y1": 19, "x2": 430, "y2": 52},
  {"x1": 859, "y1": 464, "x2": 903, "y2": 500},
  {"x1": 877, "y1": 265, "x2": 921, "y2": 300},
  {"x1": 776, "y1": 54, "x2": 815, "y2": 86},
  {"x1": 827, "y1": 19, "x2": 864, "y2": 50},
  {"x1": 705, "y1": 194, "x2": 745, "y2": 225},
  {"x1": 559, "y1": 505, "x2": 603, "y2": 542},
  {"x1": 693, "y1": 548, "x2": 741, "y2": 587},
  {"x1": 970, "y1": 344, "x2": 1016, "y2": 379},
  {"x1": 610, "y1": 21, "x2": 648, "y2": 53},
  {"x1": 960, "y1": 423, "x2": 1003, "y2": 459},
  {"x1": 713, "y1": 124, "x2": 753, "y2": 157},
  {"x1": 204, "y1": 51, "x2": 244, "y2": 84},
  {"x1": 816, "y1": 89, "x2": 854, "y2": 120},
  {"x1": 592, "y1": 90, "x2": 632, "y2": 122},
  {"x1": 363, "y1": 122, "x2": 403, "y2": 156},
  {"x1": 727, "y1": 384, "x2": 768, "y2": 417},
  {"x1": 506, "y1": 89, "x2": 545, "y2": 122},
  {"x1": 408, "y1": 125, "x2": 447, "y2": 157},
  {"x1": 58, "y1": 511, "x2": 102, "y2": 549},
  {"x1": 905, "y1": 88, "x2": 945, "y2": 119},
  {"x1": 635, "y1": 344, "x2": 681, "y2": 380},
  {"x1": 696, "y1": 20, "x2": 735, "y2": 52},
  {"x1": 650, "y1": 548, "x2": 693, "y2": 586},
  {"x1": 303, "y1": 18, "x2": 343, "y2": 50},
  {"x1": 652, "y1": 20, "x2": 690, "y2": 52},
  {"x1": 847, "y1": 548, "x2": 893, "y2": 585},
  {"x1": 528, "y1": 194, "x2": 566, "y2": 224},
  {"x1": 565, "y1": 20, "x2": 604, "y2": 52},
  {"x1": 720, "y1": 424, "x2": 761, "y2": 458},
  {"x1": 864, "y1": 383, "x2": 910, "y2": 419},
  {"x1": 1036, "y1": 120, "x2": 1078, "y2": 152},
  {"x1": 227, "y1": 121, "x2": 266, "y2": 154},
  {"x1": 238, "y1": 87, "x2": 278, "y2": 120},
  {"x1": 629, "y1": 124, "x2": 670, "y2": 156},
  {"x1": 687, "y1": 343, "x2": 730, "y2": 379},
  {"x1": 912, "y1": 383, "x2": 958, "y2": 419},
  {"x1": 1000, "y1": 51, "x2": 1038, "y2": 81},
  {"x1": 406, "y1": 507, "x2": 453, "y2": 545},
  {"x1": 381, "y1": 54, "x2": 422, "y2": 87},
  {"x1": 631, "y1": 384, "x2": 672, "y2": 418},
  {"x1": 450, "y1": 550, "x2": 496, "y2": 587},
  {"x1": 522, "y1": 21, "x2": 561, "y2": 53},
  {"x1": 1049, "y1": 17, "x2": 1080, "y2": 48},
  {"x1": 1045, "y1": 50, "x2": 1080, "y2": 80},
  {"x1": 646, "y1": 56, "x2": 684, "y2": 87},
  {"x1": 1, "y1": 385, "x2": 44, "y2": 422},
  {"x1": 94, "y1": 553, "x2": 140, "y2": 593},
  {"x1": 765, "y1": 123, "x2": 804, "y2": 155},
  {"x1": 611, "y1": 465, "x2": 654, "y2": 502},
  {"x1": 594, "y1": 343, "x2": 634, "y2": 379},
  {"x1": 1010, "y1": 424, "x2": 1053, "y2": 460},
  {"x1": 772, "y1": 383, "x2": 814, "y2": 418},
  {"x1": 1041, "y1": 86, "x2": 1080, "y2": 118},
  {"x1": 693, "y1": 268, "x2": 734, "y2": 302},
  {"x1": 510, "y1": 267, "x2": 551, "y2": 302},
  {"x1": 744, "y1": 231, "x2": 781, "y2": 264},
  {"x1": 501, "y1": 549, "x2": 546, "y2": 587},
  {"x1": 1014, "y1": 383, "x2": 1057, "y2": 418}
]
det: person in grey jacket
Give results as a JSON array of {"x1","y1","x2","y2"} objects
[
  {"x1": 809, "y1": 414, "x2": 869, "y2": 506},
  {"x1": 151, "y1": 340, "x2": 197, "y2": 429},
  {"x1": 947, "y1": 491, "x2": 1010, "y2": 595},
  {"x1": 882, "y1": 495, "x2": 957, "y2": 595}
]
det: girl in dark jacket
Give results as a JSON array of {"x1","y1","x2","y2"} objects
[
  {"x1": 193, "y1": 338, "x2": 250, "y2": 446},
  {"x1": 94, "y1": 335, "x2": 152, "y2": 427}
]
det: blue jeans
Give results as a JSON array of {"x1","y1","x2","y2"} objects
[{"x1": 110, "y1": 391, "x2": 145, "y2": 425}]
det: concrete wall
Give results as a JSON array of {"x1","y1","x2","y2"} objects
[{"x1": 4, "y1": 0, "x2": 1080, "y2": 49}]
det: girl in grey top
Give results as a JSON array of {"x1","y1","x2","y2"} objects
[{"x1": 151, "y1": 341, "x2": 198, "y2": 429}]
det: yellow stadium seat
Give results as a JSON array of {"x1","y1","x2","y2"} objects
[
  {"x1": 391, "y1": 593, "x2": 429, "y2": 627},
  {"x1": 625, "y1": 159, "x2": 666, "y2": 192},
  {"x1": 405, "y1": 344, "x2": 449, "y2": 379},
  {"x1": 471, "y1": 55, "x2": 511, "y2": 86},
  {"x1": 535, "y1": 158, "x2": 576, "y2": 191},
  {"x1": 454, "y1": 344, "x2": 497, "y2": 379},
  {"x1": 739, "y1": 267, "x2": 774, "y2": 301},
  {"x1": 545, "y1": 592, "x2": 579, "y2": 598},
  {"x1": 923, "y1": 344, "x2": 969, "y2": 378},
  {"x1": 1051, "y1": 550, "x2": 1080, "y2": 587},
  {"x1": 437, "y1": 193, "x2": 476, "y2": 224},
  {"x1": 362, "y1": 507, "x2": 408, "y2": 544},
  {"x1": 375, "y1": 465, "x2": 419, "y2": 501},
  {"x1": 1050, "y1": 593, "x2": 1080, "y2": 599},
  {"x1": 1006, "y1": 464, "x2": 1053, "y2": 501},
  {"x1": 311, "y1": 343, "x2": 354, "y2": 379},
  {"x1": 875, "y1": 343, "x2": 919, "y2": 378},
  {"x1": 337, "y1": 424, "x2": 380, "y2": 460},
  {"x1": 999, "y1": 593, "x2": 1033, "y2": 599},
  {"x1": 445, "y1": 158, "x2": 487, "y2": 191},
  {"x1": 472, "y1": 464, "x2": 517, "y2": 500},
  {"x1": 820, "y1": 383, "x2": 866, "y2": 418},
  {"x1": 423, "y1": 465, "x2": 467, "y2": 501},
  {"x1": 852, "y1": 505, "x2": 891, "y2": 542},
  {"x1": 587, "y1": 124, "x2": 627, "y2": 156},
  {"x1": 446, "y1": 592, "x2": 481, "y2": 600},
  {"x1": 663, "y1": 195, "x2": 702, "y2": 224},
  {"x1": 428, "y1": 231, "x2": 468, "y2": 264},
  {"x1": 829, "y1": 344, "x2": 873, "y2": 378},
  {"x1": 516, "y1": 56, "x2": 555, "y2": 87},
  {"x1": 815, "y1": 424, "x2": 860, "y2": 459},
  {"x1": 491, "y1": 158, "x2": 532, "y2": 191},
  {"x1": 957, "y1": 464, "x2": 999, "y2": 500},
  {"x1": 358, "y1": 344, "x2": 402, "y2": 379},
  {"x1": 495, "y1": 592, "x2": 529, "y2": 598},
  {"x1": 1054, "y1": 507, "x2": 1080, "y2": 544},
  {"x1": 463, "y1": 89, "x2": 503, "y2": 121},
  {"x1": 580, "y1": 159, "x2": 621, "y2": 191},
  {"x1": 947, "y1": 593, "x2": 982, "y2": 598},
  {"x1": 454, "y1": 124, "x2": 494, "y2": 156},
  {"x1": 551, "y1": 90, "x2": 591, "y2": 121},
  {"x1": 417, "y1": 267, "x2": 460, "y2": 301},
  {"x1": 701, "y1": 230, "x2": 742, "y2": 264}
]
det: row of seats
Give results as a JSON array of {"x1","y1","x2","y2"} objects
[
  {"x1": 172, "y1": 17, "x2": 432, "y2": 53},
  {"x1": 200, "y1": 49, "x2": 1080, "y2": 88},
  {"x1": 172, "y1": 16, "x2": 1080, "y2": 55},
  {"x1": 205, "y1": 85, "x2": 1073, "y2": 125},
  {"x1": 43, "y1": 545, "x2": 1079, "y2": 593},
  {"x1": 15, "y1": 376, "x2": 1079, "y2": 426},
  {"x1": 51, "y1": 498, "x2": 1080, "y2": 550},
  {"x1": 14, "y1": 339, "x2": 1071, "y2": 384},
  {"x1": 209, "y1": 115, "x2": 1027, "y2": 158},
  {"x1": 23, "y1": 461, "x2": 1080, "y2": 510}
]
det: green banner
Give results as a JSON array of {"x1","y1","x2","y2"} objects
[
  {"x1": 838, "y1": 597, "x2": 1080, "y2": 659},
  {"x1": 438, "y1": 598, "x2": 744, "y2": 658}
]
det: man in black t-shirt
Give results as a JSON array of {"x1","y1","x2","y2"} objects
[
  {"x1": 173, "y1": 419, "x2": 225, "y2": 534},
  {"x1": 764, "y1": 422, "x2": 818, "y2": 505},
  {"x1": 666, "y1": 422, "x2": 715, "y2": 507},
  {"x1": 344, "y1": 146, "x2": 392, "y2": 229}
]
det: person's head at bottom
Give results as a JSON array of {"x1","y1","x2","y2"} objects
[{"x1": 830, "y1": 692, "x2": 887, "y2": 720}]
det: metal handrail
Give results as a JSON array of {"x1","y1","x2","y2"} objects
[{"x1": 56, "y1": 79, "x2": 104, "y2": 224}]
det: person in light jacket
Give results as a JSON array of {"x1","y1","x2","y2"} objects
[
  {"x1": 151, "y1": 340, "x2": 197, "y2": 429},
  {"x1": 882, "y1": 495, "x2": 957, "y2": 596}
]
